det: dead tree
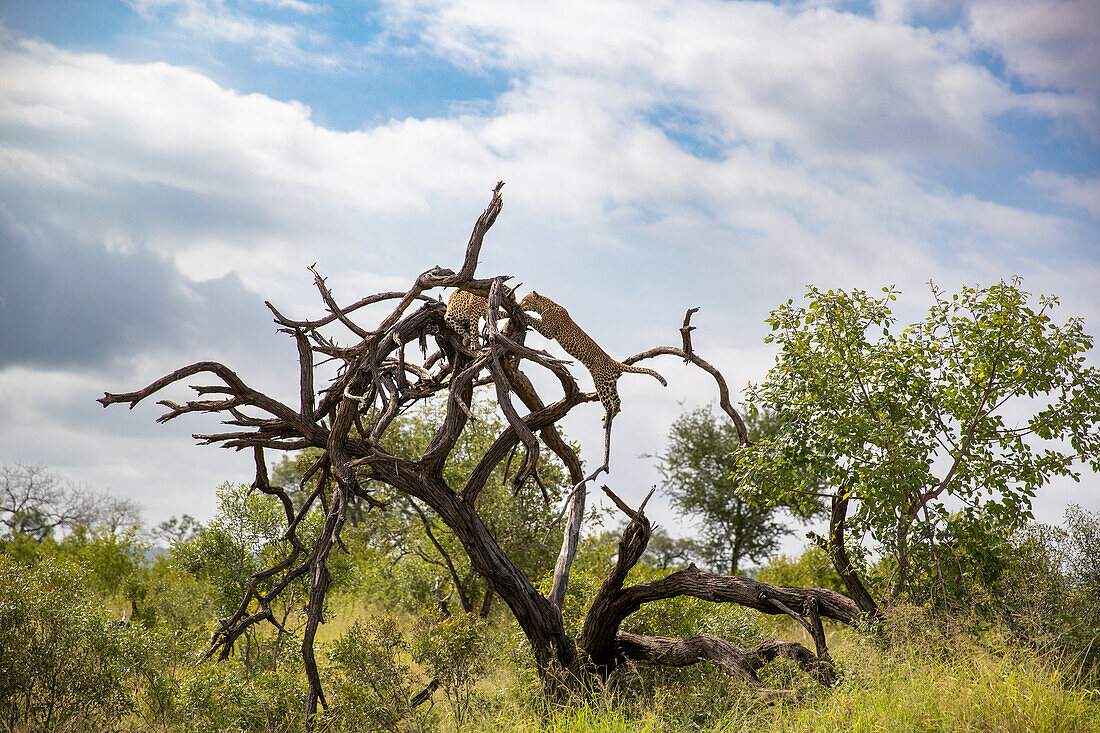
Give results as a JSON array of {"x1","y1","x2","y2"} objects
[{"x1": 99, "y1": 182, "x2": 860, "y2": 721}]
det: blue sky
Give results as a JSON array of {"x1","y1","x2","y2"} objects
[{"x1": 1, "y1": 0, "x2": 1097, "y2": 547}]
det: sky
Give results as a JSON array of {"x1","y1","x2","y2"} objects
[{"x1": 1, "y1": 0, "x2": 1098, "y2": 552}]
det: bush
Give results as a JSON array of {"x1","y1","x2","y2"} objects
[
  {"x1": 324, "y1": 614, "x2": 435, "y2": 733},
  {"x1": 58, "y1": 525, "x2": 147, "y2": 598},
  {"x1": 412, "y1": 611, "x2": 490, "y2": 729},
  {"x1": 172, "y1": 661, "x2": 305, "y2": 733},
  {"x1": 756, "y1": 544, "x2": 844, "y2": 593},
  {"x1": 997, "y1": 507, "x2": 1100, "y2": 677},
  {"x1": 0, "y1": 555, "x2": 142, "y2": 732}
]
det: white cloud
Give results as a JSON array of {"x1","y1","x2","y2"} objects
[
  {"x1": 249, "y1": 0, "x2": 327, "y2": 13},
  {"x1": 0, "y1": 22, "x2": 1089, "y2": 316},
  {"x1": 392, "y1": 0, "x2": 1013, "y2": 164},
  {"x1": 1027, "y1": 171, "x2": 1100, "y2": 218},
  {"x1": 0, "y1": 38, "x2": 497, "y2": 279},
  {"x1": 0, "y1": 366, "x2": 254, "y2": 521},
  {"x1": 126, "y1": 0, "x2": 341, "y2": 68},
  {"x1": 969, "y1": 0, "x2": 1100, "y2": 98}
]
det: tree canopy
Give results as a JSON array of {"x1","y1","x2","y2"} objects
[
  {"x1": 737, "y1": 279, "x2": 1100, "y2": 612},
  {"x1": 656, "y1": 404, "x2": 809, "y2": 575},
  {"x1": 1, "y1": 463, "x2": 142, "y2": 540}
]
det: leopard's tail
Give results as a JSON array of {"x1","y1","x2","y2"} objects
[{"x1": 619, "y1": 363, "x2": 667, "y2": 386}]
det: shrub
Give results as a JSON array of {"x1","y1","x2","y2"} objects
[
  {"x1": 411, "y1": 610, "x2": 490, "y2": 729},
  {"x1": 58, "y1": 525, "x2": 147, "y2": 597},
  {"x1": 324, "y1": 614, "x2": 435, "y2": 733},
  {"x1": 172, "y1": 661, "x2": 305, "y2": 733},
  {"x1": 756, "y1": 544, "x2": 844, "y2": 593},
  {"x1": 0, "y1": 555, "x2": 142, "y2": 732}
]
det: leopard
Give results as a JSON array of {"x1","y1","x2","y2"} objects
[
  {"x1": 444, "y1": 288, "x2": 488, "y2": 348},
  {"x1": 519, "y1": 290, "x2": 667, "y2": 429}
]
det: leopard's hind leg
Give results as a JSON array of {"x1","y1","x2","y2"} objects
[
  {"x1": 444, "y1": 313, "x2": 477, "y2": 349},
  {"x1": 595, "y1": 378, "x2": 621, "y2": 430}
]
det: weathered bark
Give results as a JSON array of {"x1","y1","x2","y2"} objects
[
  {"x1": 617, "y1": 632, "x2": 834, "y2": 687},
  {"x1": 578, "y1": 486, "x2": 844, "y2": 688},
  {"x1": 98, "y1": 183, "x2": 858, "y2": 723}
]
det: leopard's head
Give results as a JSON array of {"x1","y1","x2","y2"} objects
[{"x1": 519, "y1": 291, "x2": 547, "y2": 313}]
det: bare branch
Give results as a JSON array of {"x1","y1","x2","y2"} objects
[
  {"x1": 486, "y1": 276, "x2": 540, "y2": 492},
  {"x1": 680, "y1": 307, "x2": 700, "y2": 358},
  {"x1": 308, "y1": 264, "x2": 375, "y2": 340},
  {"x1": 625, "y1": 341, "x2": 752, "y2": 446}
]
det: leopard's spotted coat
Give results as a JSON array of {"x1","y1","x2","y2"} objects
[
  {"x1": 519, "y1": 291, "x2": 666, "y2": 428},
  {"x1": 444, "y1": 288, "x2": 488, "y2": 348}
]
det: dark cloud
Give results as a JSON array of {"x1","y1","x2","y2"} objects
[{"x1": 0, "y1": 211, "x2": 267, "y2": 369}]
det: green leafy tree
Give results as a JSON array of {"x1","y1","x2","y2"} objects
[
  {"x1": 174, "y1": 483, "x2": 286, "y2": 619},
  {"x1": 153, "y1": 513, "x2": 201, "y2": 544},
  {"x1": 655, "y1": 403, "x2": 811, "y2": 575},
  {"x1": 738, "y1": 279, "x2": 1100, "y2": 615},
  {"x1": 642, "y1": 525, "x2": 701, "y2": 569}
]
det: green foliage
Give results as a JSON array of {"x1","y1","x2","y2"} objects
[
  {"x1": 0, "y1": 469, "x2": 1096, "y2": 733},
  {"x1": 0, "y1": 529, "x2": 49, "y2": 565},
  {"x1": 412, "y1": 611, "x2": 491, "y2": 729},
  {"x1": 132, "y1": 560, "x2": 218, "y2": 630},
  {"x1": 756, "y1": 544, "x2": 845, "y2": 593},
  {"x1": 976, "y1": 507, "x2": 1100, "y2": 675},
  {"x1": 58, "y1": 525, "x2": 147, "y2": 597},
  {"x1": 656, "y1": 403, "x2": 808, "y2": 575},
  {"x1": 153, "y1": 513, "x2": 201, "y2": 544},
  {"x1": 1064, "y1": 504, "x2": 1100, "y2": 595},
  {"x1": 324, "y1": 615, "x2": 435, "y2": 733},
  {"x1": 740, "y1": 279, "x2": 1100, "y2": 599},
  {"x1": 623, "y1": 566, "x2": 766, "y2": 645},
  {"x1": 172, "y1": 661, "x2": 305, "y2": 733},
  {"x1": 641, "y1": 525, "x2": 700, "y2": 569},
  {"x1": 0, "y1": 524, "x2": 149, "y2": 604},
  {"x1": 173, "y1": 482, "x2": 290, "y2": 618},
  {"x1": 171, "y1": 482, "x2": 347, "y2": 674},
  {"x1": 0, "y1": 555, "x2": 143, "y2": 732},
  {"x1": 540, "y1": 531, "x2": 619, "y2": 638}
]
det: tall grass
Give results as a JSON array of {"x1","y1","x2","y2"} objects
[
  {"x1": 772, "y1": 645, "x2": 1098, "y2": 733},
  {"x1": 440, "y1": 613, "x2": 1099, "y2": 733}
]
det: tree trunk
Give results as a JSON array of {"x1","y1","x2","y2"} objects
[
  {"x1": 617, "y1": 632, "x2": 835, "y2": 687},
  {"x1": 819, "y1": 493, "x2": 879, "y2": 619},
  {"x1": 579, "y1": 487, "x2": 853, "y2": 685}
]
